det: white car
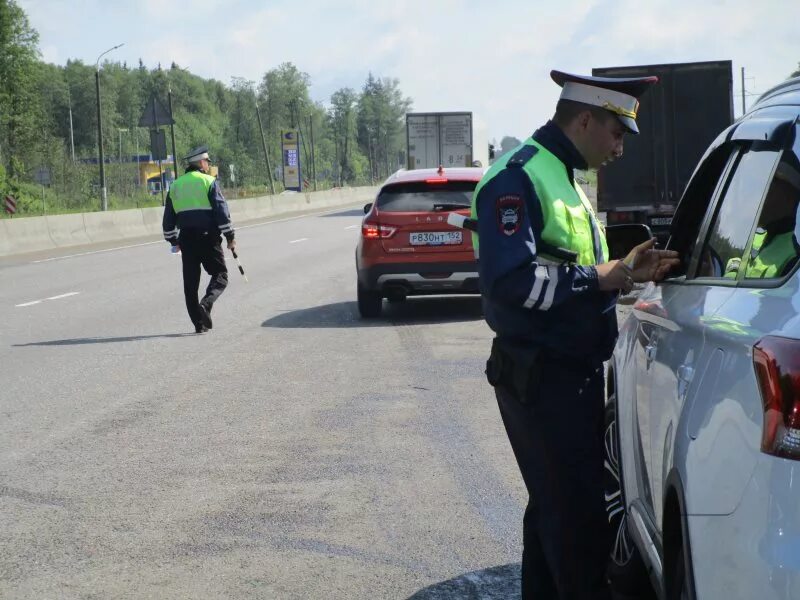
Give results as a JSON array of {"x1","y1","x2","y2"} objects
[{"x1": 605, "y1": 75, "x2": 800, "y2": 599}]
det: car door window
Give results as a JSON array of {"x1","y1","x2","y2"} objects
[
  {"x1": 739, "y1": 143, "x2": 800, "y2": 283},
  {"x1": 695, "y1": 145, "x2": 781, "y2": 280},
  {"x1": 666, "y1": 144, "x2": 736, "y2": 278}
]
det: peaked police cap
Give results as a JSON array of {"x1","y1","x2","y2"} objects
[
  {"x1": 184, "y1": 145, "x2": 210, "y2": 163},
  {"x1": 551, "y1": 70, "x2": 658, "y2": 134}
]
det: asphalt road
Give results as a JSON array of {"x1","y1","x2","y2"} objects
[{"x1": 1, "y1": 202, "x2": 528, "y2": 599}]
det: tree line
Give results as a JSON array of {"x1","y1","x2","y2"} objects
[{"x1": 0, "y1": 0, "x2": 412, "y2": 216}]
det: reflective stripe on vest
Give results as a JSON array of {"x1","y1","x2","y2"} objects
[
  {"x1": 470, "y1": 139, "x2": 607, "y2": 265},
  {"x1": 170, "y1": 171, "x2": 215, "y2": 213}
]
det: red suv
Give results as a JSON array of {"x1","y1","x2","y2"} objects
[{"x1": 355, "y1": 166, "x2": 485, "y2": 317}]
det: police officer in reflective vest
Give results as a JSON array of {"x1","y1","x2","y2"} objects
[
  {"x1": 162, "y1": 145, "x2": 236, "y2": 333},
  {"x1": 471, "y1": 71, "x2": 679, "y2": 599}
]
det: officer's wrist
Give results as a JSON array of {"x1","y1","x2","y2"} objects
[{"x1": 586, "y1": 265, "x2": 600, "y2": 290}]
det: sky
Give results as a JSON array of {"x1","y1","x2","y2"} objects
[{"x1": 18, "y1": 0, "x2": 800, "y2": 143}]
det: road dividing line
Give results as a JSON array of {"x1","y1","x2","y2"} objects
[
  {"x1": 344, "y1": 224, "x2": 358, "y2": 230},
  {"x1": 32, "y1": 241, "x2": 162, "y2": 263},
  {"x1": 15, "y1": 291, "x2": 80, "y2": 307},
  {"x1": 46, "y1": 292, "x2": 80, "y2": 301},
  {"x1": 289, "y1": 238, "x2": 309, "y2": 244}
]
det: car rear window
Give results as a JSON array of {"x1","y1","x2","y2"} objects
[{"x1": 376, "y1": 181, "x2": 477, "y2": 212}]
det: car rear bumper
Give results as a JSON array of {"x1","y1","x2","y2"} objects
[
  {"x1": 358, "y1": 261, "x2": 479, "y2": 295},
  {"x1": 687, "y1": 455, "x2": 800, "y2": 599}
]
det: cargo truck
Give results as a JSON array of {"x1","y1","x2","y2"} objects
[
  {"x1": 406, "y1": 112, "x2": 488, "y2": 170},
  {"x1": 592, "y1": 60, "x2": 734, "y2": 241}
]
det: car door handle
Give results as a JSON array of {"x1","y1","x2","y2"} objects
[
  {"x1": 645, "y1": 343, "x2": 657, "y2": 365},
  {"x1": 677, "y1": 365, "x2": 694, "y2": 382}
]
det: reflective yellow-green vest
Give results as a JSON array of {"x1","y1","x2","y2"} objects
[
  {"x1": 745, "y1": 230, "x2": 797, "y2": 278},
  {"x1": 471, "y1": 139, "x2": 608, "y2": 266},
  {"x1": 170, "y1": 171, "x2": 215, "y2": 213}
]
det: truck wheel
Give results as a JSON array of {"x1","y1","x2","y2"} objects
[
  {"x1": 604, "y1": 397, "x2": 654, "y2": 597},
  {"x1": 357, "y1": 283, "x2": 382, "y2": 318}
]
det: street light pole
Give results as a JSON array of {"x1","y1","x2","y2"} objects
[
  {"x1": 118, "y1": 128, "x2": 128, "y2": 196},
  {"x1": 95, "y1": 43, "x2": 124, "y2": 211}
]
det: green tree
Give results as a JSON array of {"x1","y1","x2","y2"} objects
[
  {"x1": 500, "y1": 135, "x2": 523, "y2": 156},
  {"x1": 0, "y1": 0, "x2": 40, "y2": 179},
  {"x1": 329, "y1": 87, "x2": 359, "y2": 184},
  {"x1": 356, "y1": 74, "x2": 411, "y2": 182}
]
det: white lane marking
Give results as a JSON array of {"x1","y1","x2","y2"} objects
[
  {"x1": 33, "y1": 241, "x2": 162, "y2": 263},
  {"x1": 29, "y1": 205, "x2": 364, "y2": 265},
  {"x1": 289, "y1": 238, "x2": 308, "y2": 244},
  {"x1": 344, "y1": 224, "x2": 358, "y2": 230},
  {"x1": 15, "y1": 300, "x2": 42, "y2": 307},
  {"x1": 15, "y1": 291, "x2": 81, "y2": 307},
  {"x1": 46, "y1": 292, "x2": 80, "y2": 301}
]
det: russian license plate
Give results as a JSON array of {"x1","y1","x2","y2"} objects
[
  {"x1": 650, "y1": 216, "x2": 673, "y2": 227},
  {"x1": 409, "y1": 231, "x2": 463, "y2": 246}
]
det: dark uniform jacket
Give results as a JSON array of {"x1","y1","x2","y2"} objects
[{"x1": 475, "y1": 121, "x2": 618, "y2": 363}]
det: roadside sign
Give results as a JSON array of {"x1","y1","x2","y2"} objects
[
  {"x1": 4, "y1": 195, "x2": 16, "y2": 215},
  {"x1": 230, "y1": 163, "x2": 236, "y2": 183},
  {"x1": 34, "y1": 167, "x2": 51, "y2": 186},
  {"x1": 138, "y1": 93, "x2": 175, "y2": 128},
  {"x1": 149, "y1": 129, "x2": 167, "y2": 160},
  {"x1": 281, "y1": 130, "x2": 301, "y2": 192}
]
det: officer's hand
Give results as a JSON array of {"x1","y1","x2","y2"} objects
[
  {"x1": 626, "y1": 238, "x2": 681, "y2": 283},
  {"x1": 596, "y1": 260, "x2": 634, "y2": 293},
  {"x1": 227, "y1": 238, "x2": 236, "y2": 251}
]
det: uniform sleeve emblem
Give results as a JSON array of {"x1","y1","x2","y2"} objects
[{"x1": 496, "y1": 195, "x2": 524, "y2": 236}]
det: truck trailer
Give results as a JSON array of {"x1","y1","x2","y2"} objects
[
  {"x1": 406, "y1": 112, "x2": 488, "y2": 170},
  {"x1": 592, "y1": 60, "x2": 734, "y2": 241}
]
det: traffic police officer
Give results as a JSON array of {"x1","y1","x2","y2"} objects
[
  {"x1": 162, "y1": 145, "x2": 236, "y2": 333},
  {"x1": 471, "y1": 70, "x2": 679, "y2": 599}
]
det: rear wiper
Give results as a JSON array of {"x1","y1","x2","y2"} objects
[{"x1": 433, "y1": 203, "x2": 470, "y2": 211}]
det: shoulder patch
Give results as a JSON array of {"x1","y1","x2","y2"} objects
[
  {"x1": 497, "y1": 195, "x2": 524, "y2": 236},
  {"x1": 507, "y1": 144, "x2": 538, "y2": 168}
]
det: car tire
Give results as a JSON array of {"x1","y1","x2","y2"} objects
[
  {"x1": 357, "y1": 283, "x2": 382, "y2": 318},
  {"x1": 604, "y1": 396, "x2": 654, "y2": 597}
]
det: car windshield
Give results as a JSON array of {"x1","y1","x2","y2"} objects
[{"x1": 377, "y1": 181, "x2": 476, "y2": 212}]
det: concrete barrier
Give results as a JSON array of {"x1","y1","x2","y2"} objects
[
  {"x1": 0, "y1": 215, "x2": 54, "y2": 255},
  {"x1": 0, "y1": 186, "x2": 379, "y2": 258},
  {"x1": 83, "y1": 208, "x2": 149, "y2": 244},
  {"x1": 46, "y1": 213, "x2": 92, "y2": 248}
]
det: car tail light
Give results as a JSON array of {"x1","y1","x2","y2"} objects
[
  {"x1": 361, "y1": 222, "x2": 396, "y2": 239},
  {"x1": 753, "y1": 336, "x2": 800, "y2": 460},
  {"x1": 425, "y1": 177, "x2": 449, "y2": 184},
  {"x1": 607, "y1": 211, "x2": 636, "y2": 224}
]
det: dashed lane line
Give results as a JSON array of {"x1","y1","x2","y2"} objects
[
  {"x1": 45, "y1": 292, "x2": 80, "y2": 301},
  {"x1": 289, "y1": 238, "x2": 309, "y2": 244},
  {"x1": 15, "y1": 292, "x2": 80, "y2": 308}
]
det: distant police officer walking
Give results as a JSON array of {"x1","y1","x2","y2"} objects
[
  {"x1": 471, "y1": 71, "x2": 679, "y2": 599},
  {"x1": 162, "y1": 146, "x2": 236, "y2": 333}
]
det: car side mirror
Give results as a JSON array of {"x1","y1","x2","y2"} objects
[
  {"x1": 605, "y1": 224, "x2": 653, "y2": 260},
  {"x1": 363, "y1": 203, "x2": 373, "y2": 214}
]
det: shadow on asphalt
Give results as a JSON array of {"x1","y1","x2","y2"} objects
[
  {"x1": 406, "y1": 563, "x2": 520, "y2": 599},
  {"x1": 320, "y1": 208, "x2": 366, "y2": 218},
  {"x1": 262, "y1": 297, "x2": 483, "y2": 329},
  {"x1": 13, "y1": 333, "x2": 196, "y2": 347}
]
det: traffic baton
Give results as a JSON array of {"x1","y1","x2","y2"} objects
[{"x1": 232, "y1": 249, "x2": 249, "y2": 282}]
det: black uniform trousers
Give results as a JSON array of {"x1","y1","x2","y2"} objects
[
  {"x1": 495, "y1": 353, "x2": 611, "y2": 600},
  {"x1": 178, "y1": 229, "x2": 229, "y2": 326}
]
